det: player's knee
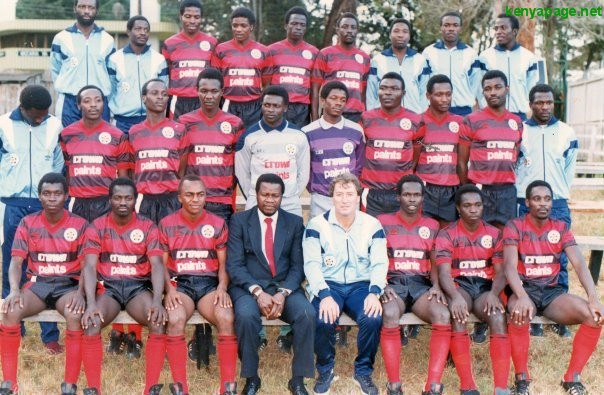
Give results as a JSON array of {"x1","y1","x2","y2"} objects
[
  {"x1": 63, "y1": 309, "x2": 83, "y2": 326},
  {"x1": 214, "y1": 306, "x2": 235, "y2": 327},
  {"x1": 486, "y1": 313, "x2": 507, "y2": 333},
  {"x1": 381, "y1": 302, "x2": 401, "y2": 326},
  {"x1": 429, "y1": 306, "x2": 451, "y2": 325},
  {"x1": 167, "y1": 311, "x2": 187, "y2": 334}
]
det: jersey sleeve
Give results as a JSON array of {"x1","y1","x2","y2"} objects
[
  {"x1": 434, "y1": 229, "x2": 453, "y2": 266},
  {"x1": 82, "y1": 224, "x2": 101, "y2": 255},
  {"x1": 459, "y1": 116, "x2": 473, "y2": 145},
  {"x1": 502, "y1": 221, "x2": 520, "y2": 246},
  {"x1": 215, "y1": 220, "x2": 228, "y2": 250},
  {"x1": 116, "y1": 132, "x2": 134, "y2": 170},
  {"x1": 491, "y1": 231, "x2": 504, "y2": 265},
  {"x1": 10, "y1": 219, "x2": 29, "y2": 259},
  {"x1": 145, "y1": 223, "x2": 163, "y2": 257}
]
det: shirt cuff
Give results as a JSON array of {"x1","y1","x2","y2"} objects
[
  {"x1": 248, "y1": 284, "x2": 261, "y2": 294},
  {"x1": 369, "y1": 285, "x2": 382, "y2": 295},
  {"x1": 318, "y1": 288, "x2": 332, "y2": 300}
]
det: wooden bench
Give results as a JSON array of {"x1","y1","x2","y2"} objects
[
  {"x1": 573, "y1": 162, "x2": 604, "y2": 190},
  {"x1": 576, "y1": 235, "x2": 604, "y2": 285}
]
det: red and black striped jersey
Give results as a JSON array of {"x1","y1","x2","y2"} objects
[
  {"x1": 435, "y1": 220, "x2": 503, "y2": 279},
  {"x1": 360, "y1": 107, "x2": 421, "y2": 190},
  {"x1": 60, "y1": 120, "x2": 132, "y2": 198},
  {"x1": 159, "y1": 209, "x2": 228, "y2": 277},
  {"x1": 460, "y1": 107, "x2": 522, "y2": 185},
  {"x1": 128, "y1": 118, "x2": 187, "y2": 195},
  {"x1": 84, "y1": 213, "x2": 162, "y2": 281},
  {"x1": 311, "y1": 45, "x2": 370, "y2": 113},
  {"x1": 503, "y1": 216, "x2": 576, "y2": 286},
  {"x1": 416, "y1": 111, "x2": 464, "y2": 186},
  {"x1": 161, "y1": 31, "x2": 217, "y2": 98},
  {"x1": 211, "y1": 39, "x2": 270, "y2": 102},
  {"x1": 180, "y1": 109, "x2": 244, "y2": 204},
  {"x1": 378, "y1": 212, "x2": 439, "y2": 277},
  {"x1": 266, "y1": 39, "x2": 318, "y2": 105},
  {"x1": 12, "y1": 209, "x2": 88, "y2": 279}
]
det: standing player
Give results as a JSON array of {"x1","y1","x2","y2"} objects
[
  {"x1": 266, "y1": 6, "x2": 318, "y2": 127},
  {"x1": 367, "y1": 18, "x2": 430, "y2": 114},
  {"x1": 81, "y1": 178, "x2": 167, "y2": 395},
  {"x1": 0, "y1": 173, "x2": 89, "y2": 395},
  {"x1": 211, "y1": 7, "x2": 270, "y2": 127},
  {"x1": 160, "y1": 175, "x2": 237, "y2": 395},
  {"x1": 504, "y1": 180, "x2": 604, "y2": 395},
  {"x1": 360, "y1": 72, "x2": 422, "y2": 217},
  {"x1": 303, "y1": 81, "x2": 365, "y2": 218},
  {"x1": 51, "y1": 0, "x2": 115, "y2": 126},
  {"x1": 378, "y1": 175, "x2": 451, "y2": 395},
  {"x1": 436, "y1": 185, "x2": 510, "y2": 395},
  {"x1": 311, "y1": 12, "x2": 370, "y2": 122},
  {"x1": 108, "y1": 16, "x2": 169, "y2": 134},
  {"x1": 162, "y1": 0, "x2": 217, "y2": 121},
  {"x1": 60, "y1": 85, "x2": 132, "y2": 223}
]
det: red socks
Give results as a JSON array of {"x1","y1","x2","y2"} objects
[
  {"x1": 508, "y1": 323, "x2": 530, "y2": 378},
  {"x1": 0, "y1": 324, "x2": 21, "y2": 391},
  {"x1": 217, "y1": 335, "x2": 238, "y2": 393},
  {"x1": 64, "y1": 330, "x2": 83, "y2": 385},
  {"x1": 144, "y1": 333, "x2": 166, "y2": 394},
  {"x1": 489, "y1": 334, "x2": 511, "y2": 389},
  {"x1": 82, "y1": 334, "x2": 103, "y2": 393},
  {"x1": 425, "y1": 324, "x2": 451, "y2": 391},
  {"x1": 450, "y1": 331, "x2": 477, "y2": 390},
  {"x1": 564, "y1": 324, "x2": 602, "y2": 382},
  {"x1": 380, "y1": 326, "x2": 402, "y2": 383},
  {"x1": 166, "y1": 335, "x2": 189, "y2": 393}
]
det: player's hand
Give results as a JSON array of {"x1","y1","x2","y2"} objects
[
  {"x1": 509, "y1": 295, "x2": 534, "y2": 325},
  {"x1": 449, "y1": 293, "x2": 469, "y2": 323},
  {"x1": 587, "y1": 297, "x2": 604, "y2": 326},
  {"x1": 147, "y1": 301, "x2": 167, "y2": 326},
  {"x1": 380, "y1": 286, "x2": 398, "y2": 304},
  {"x1": 319, "y1": 296, "x2": 340, "y2": 324},
  {"x1": 256, "y1": 292, "x2": 273, "y2": 318},
  {"x1": 2, "y1": 290, "x2": 24, "y2": 313},
  {"x1": 427, "y1": 286, "x2": 448, "y2": 305},
  {"x1": 66, "y1": 291, "x2": 86, "y2": 314},
  {"x1": 364, "y1": 293, "x2": 382, "y2": 318},
  {"x1": 483, "y1": 291, "x2": 505, "y2": 316},
  {"x1": 268, "y1": 292, "x2": 285, "y2": 319},
  {"x1": 213, "y1": 287, "x2": 232, "y2": 309},
  {"x1": 81, "y1": 304, "x2": 104, "y2": 330},
  {"x1": 164, "y1": 286, "x2": 182, "y2": 311}
]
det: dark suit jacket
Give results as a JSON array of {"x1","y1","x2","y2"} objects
[{"x1": 226, "y1": 207, "x2": 305, "y2": 301}]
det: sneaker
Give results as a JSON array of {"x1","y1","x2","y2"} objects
[
  {"x1": 83, "y1": 388, "x2": 99, "y2": 395},
  {"x1": 552, "y1": 324, "x2": 572, "y2": 338},
  {"x1": 400, "y1": 326, "x2": 408, "y2": 346},
  {"x1": 460, "y1": 390, "x2": 480, "y2": 395},
  {"x1": 334, "y1": 326, "x2": 350, "y2": 347},
  {"x1": 44, "y1": 340, "x2": 64, "y2": 355},
  {"x1": 387, "y1": 382, "x2": 403, "y2": 395},
  {"x1": 313, "y1": 369, "x2": 338, "y2": 395},
  {"x1": 221, "y1": 381, "x2": 237, "y2": 395},
  {"x1": 125, "y1": 332, "x2": 143, "y2": 359},
  {"x1": 470, "y1": 322, "x2": 488, "y2": 343},
  {"x1": 288, "y1": 379, "x2": 309, "y2": 395},
  {"x1": 106, "y1": 330, "x2": 125, "y2": 354},
  {"x1": 258, "y1": 336, "x2": 268, "y2": 351},
  {"x1": 495, "y1": 388, "x2": 511, "y2": 395},
  {"x1": 169, "y1": 382, "x2": 184, "y2": 395},
  {"x1": 353, "y1": 374, "x2": 378, "y2": 395},
  {"x1": 60, "y1": 382, "x2": 77, "y2": 395},
  {"x1": 561, "y1": 380, "x2": 587, "y2": 395},
  {"x1": 0, "y1": 381, "x2": 14, "y2": 395},
  {"x1": 513, "y1": 373, "x2": 531, "y2": 395},
  {"x1": 277, "y1": 331, "x2": 294, "y2": 353},
  {"x1": 421, "y1": 383, "x2": 443, "y2": 395},
  {"x1": 529, "y1": 323, "x2": 544, "y2": 337},
  {"x1": 148, "y1": 384, "x2": 163, "y2": 395},
  {"x1": 407, "y1": 324, "x2": 420, "y2": 339}
]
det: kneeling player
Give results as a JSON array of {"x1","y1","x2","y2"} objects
[
  {"x1": 160, "y1": 175, "x2": 237, "y2": 395},
  {"x1": 378, "y1": 175, "x2": 451, "y2": 395},
  {"x1": 0, "y1": 173, "x2": 89, "y2": 395},
  {"x1": 436, "y1": 184, "x2": 510, "y2": 395},
  {"x1": 81, "y1": 178, "x2": 167, "y2": 395},
  {"x1": 504, "y1": 180, "x2": 604, "y2": 395}
]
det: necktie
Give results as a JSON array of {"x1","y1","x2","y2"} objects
[{"x1": 264, "y1": 217, "x2": 276, "y2": 276}]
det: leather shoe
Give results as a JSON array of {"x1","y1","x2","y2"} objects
[
  {"x1": 287, "y1": 379, "x2": 309, "y2": 395},
  {"x1": 241, "y1": 377, "x2": 261, "y2": 395}
]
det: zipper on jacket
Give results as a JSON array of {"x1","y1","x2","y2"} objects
[
  {"x1": 137, "y1": 55, "x2": 143, "y2": 116},
  {"x1": 29, "y1": 127, "x2": 32, "y2": 198}
]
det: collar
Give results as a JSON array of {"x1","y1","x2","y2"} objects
[
  {"x1": 66, "y1": 23, "x2": 103, "y2": 34},
  {"x1": 326, "y1": 208, "x2": 360, "y2": 229},
  {"x1": 525, "y1": 116, "x2": 558, "y2": 127},
  {"x1": 260, "y1": 118, "x2": 288, "y2": 132},
  {"x1": 382, "y1": 46, "x2": 418, "y2": 57},
  {"x1": 433, "y1": 40, "x2": 468, "y2": 50},
  {"x1": 123, "y1": 43, "x2": 151, "y2": 55},
  {"x1": 258, "y1": 209, "x2": 279, "y2": 225},
  {"x1": 10, "y1": 108, "x2": 50, "y2": 124},
  {"x1": 319, "y1": 116, "x2": 345, "y2": 130},
  {"x1": 494, "y1": 42, "x2": 520, "y2": 52}
]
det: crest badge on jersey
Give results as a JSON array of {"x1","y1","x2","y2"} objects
[
  {"x1": 481, "y1": 235, "x2": 493, "y2": 249},
  {"x1": 201, "y1": 225, "x2": 215, "y2": 238},
  {"x1": 524, "y1": 158, "x2": 532, "y2": 167},
  {"x1": 69, "y1": 57, "x2": 79, "y2": 67},
  {"x1": 120, "y1": 82, "x2": 130, "y2": 93},
  {"x1": 449, "y1": 121, "x2": 459, "y2": 133},
  {"x1": 342, "y1": 141, "x2": 354, "y2": 155},
  {"x1": 324, "y1": 255, "x2": 336, "y2": 267},
  {"x1": 285, "y1": 143, "x2": 297, "y2": 156},
  {"x1": 354, "y1": 54, "x2": 364, "y2": 64},
  {"x1": 99, "y1": 132, "x2": 112, "y2": 145},
  {"x1": 7, "y1": 153, "x2": 18, "y2": 166},
  {"x1": 162, "y1": 127, "x2": 175, "y2": 139},
  {"x1": 547, "y1": 230, "x2": 561, "y2": 244},
  {"x1": 400, "y1": 118, "x2": 412, "y2": 130},
  {"x1": 508, "y1": 119, "x2": 518, "y2": 131},
  {"x1": 200, "y1": 41, "x2": 211, "y2": 51},
  {"x1": 251, "y1": 49, "x2": 262, "y2": 59},
  {"x1": 302, "y1": 50, "x2": 312, "y2": 60},
  {"x1": 130, "y1": 229, "x2": 145, "y2": 244},
  {"x1": 220, "y1": 121, "x2": 232, "y2": 134},
  {"x1": 64, "y1": 228, "x2": 78, "y2": 242},
  {"x1": 418, "y1": 226, "x2": 431, "y2": 240}
]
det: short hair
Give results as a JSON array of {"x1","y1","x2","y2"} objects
[
  {"x1": 38, "y1": 172, "x2": 68, "y2": 195},
  {"x1": 74, "y1": 0, "x2": 99, "y2": 8},
  {"x1": 396, "y1": 174, "x2": 424, "y2": 195},
  {"x1": 178, "y1": 174, "x2": 205, "y2": 194},
  {"x1": 525, "y1": 180, "x2": 553, "y2": 200},
  {"x1": 231, "y1": 7, "x2": 256, "y2": 26},
  {"x1": 320, "y1": 81, "x2": 349, "y2": 100},
  {"x1": 389, "y1": 18, "x2": 412, "y2": 38},
  {"x1": 529, "y1": 84, "x2": 555, "y2": 103},
  {"x1": 127, "y1": 15, "x2": 149, "y2": 31},
  {"x1": 328, "y1": 173, "x2": 362, "y2": 197},
  {"x1": 262, "y1": 85, "x2": 289, "y2": 106},
  {"x1": 20, "y1": 85, "x2": 52, "y2": 110},
  {"x1": 426, "y1": 74, "x2": 452, "y2": 94},
  {"x1": 336, "y1": 12, "x2": 357, "y2": 27},
  {"x1": 141, "y1": 78, "x2": 166, "y2": 96},
  {"x1": 196, "y1": 67, "x2": 224, "y2": 89},
  {"x1": 497, "y1": 13, "x2": 519, "y2": 30},
  {"x1": 284, "y1": 6, "x2": 308, "y2": 24},
  {"x1": 440, "y1": 10, "x2": 462, "y2": 25},
  {"x1": 109, "y1": 177, "x2": 138, "y2": 199},
  {"x1": 179, "y1": 0, "x2": 202, "y2": 16},
  {"x1": 76, "y1": 85, "x2": 104, "y2": 104},
  {"x1": 255, "y1": 173, "x2": 285, "y2": 195},
  {"x1": 454, "y1": 184, "x2": 483, "y2": 206},
  {"x1": 482, "y1": 70, "x2": 508, "y2": 87},
  {"x1": 381, "y1": 71, "x2": 405, "y2": 90}
]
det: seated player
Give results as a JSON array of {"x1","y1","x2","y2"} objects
[
  {"x1": 81, "y1": 178, "x2": 167, "y2": 395},
  {"x1": 436, "y1": 184, "x2": 510, "y2": 395},
  {"x1": 378, "y1": 175, "x2": 451, "y2": 395},
  {"x1": 0, "y1": 173, "x2": 90, "y2": 395},
  {"x1": 504, "y1": 180, "x2": 604, "y2": 395},
  {"x1": 160, "y1": 175, "x2": 237, "y2": 395}
]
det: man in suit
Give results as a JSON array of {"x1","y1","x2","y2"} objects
[{"x1": 227, "y1": 173, "x2": 315, "y2": 395}]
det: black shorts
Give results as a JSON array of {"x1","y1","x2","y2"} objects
[
  {"x1": 225, "y1": 98, "x2": 262, "y2": 127},
  {"x1": 175, "y1": 275, "x2": 218, "y2": 303},
  {"x1": 70, "y1": 196, "x2": 110, "y2": 223},
  {"x1": 481, "y1": 184, "x2": 516, "y2": 226},
  {"x1": 522, "y1": 282, "x2": 566, "y2": 315},
  {"x1": 388, "y1": 274, "x2": 431, "y2": 311},
  {"x1": 423, "y1": 183, "x2": 458, "y2": 223},
  {"x1": 204, "y1": 201, "x2": 234, "y2": 223},
  {"x1": 365, "y1": 189, "x2": 399, "y2": 218},
  {"x1": 171, "y1": 96, "x2": 200, "y2": 122},
  {"x1": 23, "y1": 276, "x2": 79, "y2": 309},
  {"x1": 286, "y1": 103, "x2": 310, "y2": 128},
  {"x1": 100, "y1": 279, "x2": 152, "y2": 309},
  {"x1": 139, "y1": 192, "x2": 181, "y2": 225},
  {"x1": 455, "y1": 276, "x2": 492, "y2": 300}
]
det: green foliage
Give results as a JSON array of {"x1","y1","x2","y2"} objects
[{"x1": 16, "y1": 0, "x2": 129, "y2": 20}]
